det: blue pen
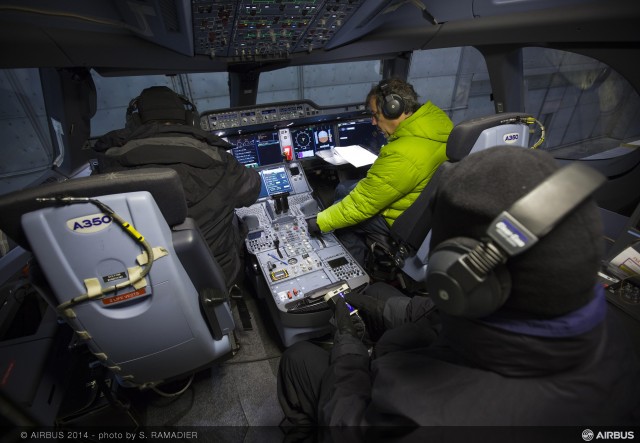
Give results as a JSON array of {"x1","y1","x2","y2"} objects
[{"x1": 268, "y1": 253, "x2": 288, "y2": 266}]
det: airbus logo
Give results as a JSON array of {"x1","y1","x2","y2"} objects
[{"x1": 582, "y1": 429, "x2": 635, "y2": 440}]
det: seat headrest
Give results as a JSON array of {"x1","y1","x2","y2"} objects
[
  {"x1": 447, "y1": 112, "x2": 530, "y2": 162},
  {"x1": 390, "y1": 112, "x2": 533, "y2": 255},
  {"x1": 0, "y1": 168, "x2": 187, "y2": 250}
]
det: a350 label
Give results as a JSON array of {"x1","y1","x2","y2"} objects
[{"x1": 66, "y1": 213, "x2": 113, "y2": 234}]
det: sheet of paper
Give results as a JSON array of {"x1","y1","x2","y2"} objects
[
  {"x1": 316, "y1": 149, "x2": 348, "y2": 165},
  {"x1": 334, "y1": 145, "x2": 378, "y2": 168}
]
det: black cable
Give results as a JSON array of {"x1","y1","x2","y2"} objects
[{"x1": 274, "y1": 237, "x2": 283, "y2": 258}]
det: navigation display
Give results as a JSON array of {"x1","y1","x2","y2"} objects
[
  {"x1": 227, "y1": 132, "x2": 283, "y2": 167},
  {"x1": 337, "y1": 118, "x2": 386, "y2": 153}
]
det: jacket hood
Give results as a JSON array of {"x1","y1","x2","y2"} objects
[{"x1": 390, "y1": 101, "x2": 453, "y2": 143}]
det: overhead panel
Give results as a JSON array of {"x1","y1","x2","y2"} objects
[{"x1": 192, "y1": 0, "x2": 365, "y2": 60}]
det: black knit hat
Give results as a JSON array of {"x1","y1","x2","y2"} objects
[
  {"x1": 137, "y1": 86, "x2": 187, "y2": 124},
  {"x1": 429, "y1": 146, "x2": 604, "y2": 317}
]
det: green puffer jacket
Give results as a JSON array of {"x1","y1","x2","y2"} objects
[{"x1": 317, "y1": 101, "x2": 453, "y2": 231}]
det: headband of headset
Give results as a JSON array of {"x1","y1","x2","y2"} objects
[{"x1": 427, "y1": 161, "x2": 606, "y2": 317}]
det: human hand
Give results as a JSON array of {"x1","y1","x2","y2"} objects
[
  {"x1": 334, "y1": 296, "x2": 365, "y2": 339},
  {"x1": 344, "y1": 292, "x2": 385, "y2": 341},
  {"x1": 306, "y1": 217, "x2": 321, "y2": 236}
]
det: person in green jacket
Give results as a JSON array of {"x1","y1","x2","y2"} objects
[{"x1": 308, "y1": 78, "x2": 453, "y2": 267}]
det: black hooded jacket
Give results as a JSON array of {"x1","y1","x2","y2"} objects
[
  {"x1": 318, "y1": 288, "x2": 640, "y2": 427},
  {"x1": 94, "y1": 123, "x2": 261, "y2": 286}
]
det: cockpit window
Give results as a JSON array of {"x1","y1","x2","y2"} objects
[
  {"x1": 0, "y1": 68, "x2": 54, "y2": 195},
  {"x1": 89, "y1": 72, "x2": 232, "y2": 136},
  {"x1": 257, "y1": 61, "x2": 383, "y2": 106},
  {"x1": 3, "y1": 47, "x2": 638, "y2": 198},
  {"x1": 523, "y1": 47, "x2": 640, "y2": 159},
  {"x1": 408, "y1": 46, "x2": 491, "y2": 124},
  {"x1": 255, "y1": 47, "x2": 492, "y2": 123}
]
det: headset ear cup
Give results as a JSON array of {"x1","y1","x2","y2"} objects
[
  {"x1": 382, "y1": 93, "x2": 404, "y2": 120},
  {"x1": 489, "y1": 265, "x2": 512, "y2": 313},
  {"x1": 185, "y1": 109, "x2": 200, "y2": 128},
  {"x1": 126, "y1": 112, "x2": 141, "y2": 130},
  {"x1": 427, "y1": 238, "x2": 511, "y2": 318},
  {"x1": 125, "y1": 97, "x2": 141, "y2": 130},
  {"x1": 179, "y1": 95, "x2": 199, "y2": 127}
]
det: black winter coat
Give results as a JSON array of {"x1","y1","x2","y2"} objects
[
  {"x1": 94, "y1": 123, "x2": 261, "y2": 286},
  {"x1": 319, "y1": 287, "x2": 640, "y2": 427}
]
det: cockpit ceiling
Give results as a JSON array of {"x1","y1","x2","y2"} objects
[
  {"x1": 0, "y1": 0, "x2": 639, "y2": 75},
  {"x1": 192, "y1": 0, "x2": 365, "y2": 60}
]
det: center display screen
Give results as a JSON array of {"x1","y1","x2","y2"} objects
[
  {"x1": 289, "y1": 125, "x2": 335, "y2": 159},
  {"x1": 258, "y1": 166, "x2": 293, "y2": 199}
]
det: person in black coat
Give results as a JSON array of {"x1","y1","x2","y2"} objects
[
  {"x1": 277, "y1": 146, "x2": 640, "y2": 430},
  {"x1": 93, "y1": 86, "x2": 261, "y2": 288}
]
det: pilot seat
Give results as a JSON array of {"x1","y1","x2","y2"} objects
[
  {"x1": 0, "y1": 168, "x2": 235, "y2": 390},
  {"x1": 367, "y1": 112, "x2": 541, "y2": 286}
]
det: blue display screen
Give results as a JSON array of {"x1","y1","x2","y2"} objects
[
  {"x1": 336, "y1": 118, "x2": 386, "y2": 154},
  {"x1": 228, "y1": 132, "x2": 283, "y2": 167},
  {"x1": 258, "y1": 166, "x2": 293, "y2": 198}
]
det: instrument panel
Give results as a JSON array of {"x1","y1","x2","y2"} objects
[
  {"x1": 238, "y1": 199, "x2": 368, "y2": 312},
  {"x1": 205, "y1": 100, "x2": 386, "y2": 169},
  {"x1": 192, "y1": 1, "x2": 367, "y2": 60},
  {"x1": 200, "y1": 100, "x2": 366, "y2": 131},
  {"x1": 235, "y1": 161, "x2": 369, "y2": 346},
  {"x1": 209, "y1": 100, "x2": 382, "y2": 346}
]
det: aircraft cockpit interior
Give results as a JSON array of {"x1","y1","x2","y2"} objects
[
  {"x1": 201, "y1": 101, "x2": 389, "y2": 346},
  {"x1": 0, "y1": 0, "x2": 639, "y2": 434}
]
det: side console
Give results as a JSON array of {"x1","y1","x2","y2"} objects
[{"x1": 236, "y1": 161, "x2": 369, "y2": 346}]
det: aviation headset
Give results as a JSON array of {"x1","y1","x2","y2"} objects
[
  {"x1": 425, "y1": 161, "x2": 606, "y2": 318},
  {"x1": 379, "y1": 81, "x2": 406, "y2": 120},
  {"x1": 126, "y1": 87, "x2": 199, "y2": 129}
]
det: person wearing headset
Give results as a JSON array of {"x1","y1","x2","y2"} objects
[
  {"x1": 307, "y1": 78, "x2": 453, "y2": 267},
  {"x1": 278, "y1": 146, "x2": 640, "y2": 427},
  {"x1": 93, "y1": 86, "x2": 261, "y2": 288}
]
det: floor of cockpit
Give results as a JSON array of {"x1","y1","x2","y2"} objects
[
  {"x1": 117, "y1": 165, "x2": 360, "y2": 429},
  {"x1": 132, "y1": 281, "x2": 287, "y2": 428}
]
